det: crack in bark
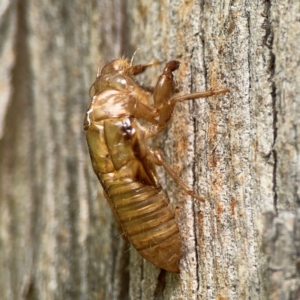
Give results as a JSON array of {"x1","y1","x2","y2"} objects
[
  {"x1": 190, "y1": 1, "x2": 209, "y2": 288},
  {"x1": 190, "y1": 49, "x2": 201, "y2": 291},
  {"x1": 190, "y1": 1, "x2": 209, "y2": 290},
  {"x1": 263, "y1": 0, "x2": 278, "y2": 214},
  {"x1": 153, "y1": 269, "x2": 166, "y2": 300}
]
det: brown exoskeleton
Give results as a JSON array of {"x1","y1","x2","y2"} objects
[{"x1": 84, "y1": 57, "x2": 229, "y2": 273}]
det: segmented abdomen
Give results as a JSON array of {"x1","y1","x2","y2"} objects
[{"x1": 106, "y1": 179, "x2": 181, "y2": 273}]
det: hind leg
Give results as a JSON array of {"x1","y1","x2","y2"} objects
[{"x1": 151, "y1": 149, "x2": 206, "y2": 202}]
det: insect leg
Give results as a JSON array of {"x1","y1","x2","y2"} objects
[
  {"x1": 153, "y1": 60, "x2": 179, "y2": 109},
  {"x1": 144, "y1": 89, "x2": 230, "y2": 139},
  {"x1": 142, "y1": 61, "x2": 180, "y2": 138},
  {"x1": 129, "y1": 61, "x2": 161, "y2": 76},
  {"x1": 152, "y1": 149, "x2": 206, "y2": 202},
  {"x1": 135, "y1": 101, "x2": 159, "y2": 123},
  {"x1": 144, "y1": 60, "x2": 230, "y2": 138},
  {"x1": 154, "y1": 87, "x2": 230, "y2": 134},
  {"x1": 170, "y1": 88, "x2": 230, "y2": 103}
]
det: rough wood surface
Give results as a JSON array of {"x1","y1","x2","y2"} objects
[{"x1": 0, "y1": 0, "x2": 299, "y2": 299}]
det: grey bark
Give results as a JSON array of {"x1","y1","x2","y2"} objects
[{"x1": 0, "y1": 0, "x2": 299, "y2": 299}]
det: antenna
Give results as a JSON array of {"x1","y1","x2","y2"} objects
[{"x1": 130, "y1": 47, "x2": 142, "y2": 66}]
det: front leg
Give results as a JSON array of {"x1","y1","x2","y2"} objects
[{"x1": 145, "y1": 60, "x2": 229, "y2": 138}]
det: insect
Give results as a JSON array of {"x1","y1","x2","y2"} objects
[{"x1": 84, "y1": 56, "x2": 229, "y2": 273}]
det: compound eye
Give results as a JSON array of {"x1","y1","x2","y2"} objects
[{"x1": 110, "y1": 75, "x2": 127, "y2": 90}]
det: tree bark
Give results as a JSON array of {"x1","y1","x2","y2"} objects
[{"x1": 0, "y1": 0, "x2": 299, "y2": 299}]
